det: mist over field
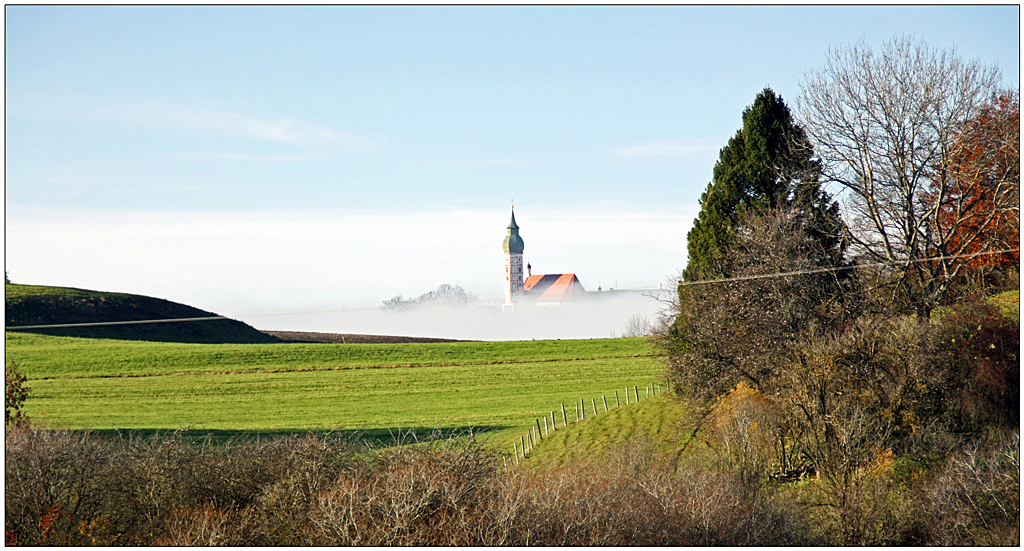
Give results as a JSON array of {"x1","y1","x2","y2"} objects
[
  {"x1": 249, "y1": 290, "x2": 671, "y2": 341},
  {"x1": 5, "y1": 206, "x2": 691, "y2": 336}
]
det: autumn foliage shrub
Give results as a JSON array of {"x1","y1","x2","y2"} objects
[
  {"x1": 664, "y1": 290, "x2": 1019, "y2": 546},
  {"x1": 708, "y1": 383, "x2": 788, "y2": 489},
  {"x1": 5, "y1": 360, "x2": 29, "y2": 428},
  {"x1": 5, "y1": 428, "x2": 141, "y2": 546}
]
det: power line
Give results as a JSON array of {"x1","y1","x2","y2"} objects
[
  {"x1": 6, "y1": 248, "x2": 1016, "y2": 331},
  {"x1": 6, "y1": 316, "x2": 227, "y2": 330},
  {"x1": 678, "y1": 247, "x2": 1019, "y2": 287}
]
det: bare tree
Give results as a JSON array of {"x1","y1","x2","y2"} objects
[
  {"x1": 418, "y1": 284, "x2": 477, "y2": 307},
  {"x1": 381, "y1": 294, "x2": 415, "y2": 310},
  {"x1": 382, "y1": 284, "x2": 477, "y2": 310},
  {"x1": 659, "y1": 206, "x2": 856, "y2": 402},
  {"x1": 621, "y1": 314, "x2": 653, "y2": 338},
  {"x1": 798, "y1": 36, "x2": 1003, "y2": 316}
]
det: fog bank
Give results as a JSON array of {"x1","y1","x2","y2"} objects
[{"x1": 249, "y1": 290, "x2": 671, "y2": 341}]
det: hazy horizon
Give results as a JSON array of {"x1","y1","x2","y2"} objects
[
  {"x1": 6, "y1": 6, "x2": 1017, "y2": 339},
  {"x1": 251, "y1": 289, "x2": 671, "y2": 341}
]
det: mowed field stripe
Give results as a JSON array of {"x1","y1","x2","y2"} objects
[
  {"x1": 7, "y1": 333, "x2": 655, "y2": 379},
  {"x1": 29, "y1": 353, "x2": 655, "y2": 381}
]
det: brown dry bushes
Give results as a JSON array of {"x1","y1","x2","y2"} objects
[{"x1": 6, "y1": 429, "x2": 813, "y2": 546}]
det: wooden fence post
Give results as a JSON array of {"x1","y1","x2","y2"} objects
[
  {"x1": 576, "y1": 401, "x2": 580, "y2": 422},
  {"x1": 551, "y1": 411, "x2": 557, "y2": 431},
  {"x1": 521, "y1": 436, "x2": 526, "y2": 457},
  {"x1": 513, "y1": 442, "x2": 519, "y2": 463},
  {"x1": 543, "y1": 415, "x2": 549, "y2": 436},
  {"x1": 581, "y1": 400, "x2": 585, "y2": 420},
  {"x1": 634, "y1": 386, "x2": 640, "y2": 403},
  {"x1": 625, "y1": 387, "x2": 629, "y2": 405},
  {"x1": 536, "y1": 418, "x2": 543, "y2": 440},
  {"x1": 602, "y1": 395, "x2": 608, "y2": 412},
  {"x1": 562, "y1": 404, "x2": 567, "y2": 427},
  {"x1": 592, "y1": 398, "x2": 598, "y2": 416},
  {"x1": 615, "y1": 390, "x2": 620, "y2": 408},
  {"x1": 646, "y1": 385, "x2": 650, "y2": 399}
]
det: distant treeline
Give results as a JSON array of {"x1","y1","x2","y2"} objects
[{"x1": 381, "y1": 284, "x2": 477, "y2": 310}]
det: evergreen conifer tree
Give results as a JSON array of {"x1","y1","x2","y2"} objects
[
  {"x1": 662, "y1": 89, "x2": 853, "y2": 400},
  {"x1": 683, "y1": 87, "x2": 841, "y2": 282}
]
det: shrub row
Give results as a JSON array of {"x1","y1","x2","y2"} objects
[
  {"x1": 6, "y1": 429, "x2": 808, "y2": 546},
  {"x1": 7, "y1": 426, "x2": 1018, "y2": 546}
]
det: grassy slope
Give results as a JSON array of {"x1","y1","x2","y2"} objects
[
  {"x1": 5, "y1": 283, "x2": 278, "y2": 344},
  {"x1": 521, "y1": 392, "x2": 701, "y2": 469},
  {"x1": 7, "y1": 332, "x2": 662, "y2": 449},
  {"x1": 989, "y1": 289, "x2": 1019, "y2": 320}
]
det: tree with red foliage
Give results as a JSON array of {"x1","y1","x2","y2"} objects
[
  {"x1": 800, "y1": 37, "x2": 1005, "y2": 316},
  {"x1": 931, "y1": 92, "x2": 1020, "y2": 295}
]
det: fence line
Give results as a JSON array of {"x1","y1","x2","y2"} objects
[{"x1": 509, "y1": 380, "x2": 664, "y2": 466}]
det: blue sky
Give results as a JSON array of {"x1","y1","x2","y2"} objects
[{"x1": 5, "y1": 5, "x2": 1019, "y2": 336}]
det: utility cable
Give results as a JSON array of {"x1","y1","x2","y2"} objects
[
  {"x1": 6, "y1": 316, "x2": 228, "y2": 330},
  {"x1": 7, "y1": 248, "x2": 1017, "y2": 331},
  {"x1": 678, "y1": 247, "x2": 1019, "y2": 287}
]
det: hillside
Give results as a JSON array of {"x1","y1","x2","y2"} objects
[
  {"x1": 5, "y1": 284, "x2": 279, "y2": 344},
  {"x1": 521, "y1": 392, "x2": 700, "y2": 470}
]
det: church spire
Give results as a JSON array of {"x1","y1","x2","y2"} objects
[
  {"x1": 503, "y1": 206, "x2": 525, "y2": 307},
  {"x1": 503, "y1": 207, "x2": 525, "y2": 254}
]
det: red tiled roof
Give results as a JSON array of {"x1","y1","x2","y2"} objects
[{"x1": 523, "y1": 273, "x2": 586, "y2": 302}]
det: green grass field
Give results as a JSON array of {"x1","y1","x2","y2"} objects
[
  {"x1": 6, "y1": 332, "x2": 664, "y2": 448},
  {"x1": 5, "y1": 332, "x2": 652, "y2": 379}
]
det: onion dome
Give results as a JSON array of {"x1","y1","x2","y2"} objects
[{"x1": 503, "y1": 208, "x2": 525, "y2": 254}]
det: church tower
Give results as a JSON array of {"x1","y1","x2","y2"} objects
[{"x1": 503, "y1": 207, "x2": 525, "y2": 306}]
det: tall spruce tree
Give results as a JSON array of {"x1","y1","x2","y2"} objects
[
  {"x1": 661, "y1": 88, "x2": 853, "y2": 401},
  {"x1": 683, "y1": 87, "x2": 839, "y2": 282}
]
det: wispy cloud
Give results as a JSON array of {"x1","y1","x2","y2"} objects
[
  {"x1": 613, "y1": 140, "x2": 718, "y2": 162},
  {"x1": 192, "y1": 152, "x2": 330, "y2": 163},
  {"x1": 426, "y1": 157, "x2": 534, "y2": 168},
  {"x1": 92, "y1": 101, "x2": 379, "y2": 151}
]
